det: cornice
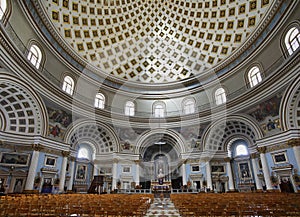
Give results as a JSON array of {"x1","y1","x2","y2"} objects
[
  {"x1": 256, "y1": 129, "x2": 300, "y2": 147},
  {"x1": 256, "y1": 131, "x2": 300, "y2": 153},
  {"x1": 0, "y1": 131, "x2": 70, "y2": 152}
]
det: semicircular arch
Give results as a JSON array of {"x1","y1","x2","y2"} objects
[
  {"x1": 64, "y1": 119, "x2": 120, "y2": 154},
  {"x1": 202, "y1": 114, "x2": 263, "y2": 154},
  {"x1": 280, "y1": 74, "x2": 300, "y2": 131},
  {"x1": 135, "y1": 128, "x2": 186, "y2": 155},
  {"x1": 0, "y1": 73, "x2": 48, "y2": 136}
]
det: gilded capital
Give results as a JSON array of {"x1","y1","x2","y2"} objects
[
  {"x1": 224, "y1": 157, "x2": 232, "y2": 162},
  {"x1": 288, "y1": 138, "x2": 300, "y2": 147},
  {"x1": 202, "y1": 157, "x2": 211, "y2": 163},
  {"x1": 62, "y1": 151, "x2": 70, "y2": 157},
  {"x1": 250, "y1": 153, "x2": 258, "y2": 159},
  {"x1": 69, "y1": 156, "x2": 76, "y2": 161},
  {"x1": 257, "y1": 146, "x2": 267, "y2": 154},
  {"x1": 32, "y1": 144, "x2": 43, "y2": 151},
  {"x1": 113, "y1": 158, "x2": 119, "y2": 164},
  {"x1": 134, "y1": 160, "x2": 141, "y2": 164}
]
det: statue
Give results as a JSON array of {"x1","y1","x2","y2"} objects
[
  {"x1": 157, "y1": 168, "x2": 164, "y2": 178},
  {"x1": 157, "y1": 168, "x2": 164, "y2": 185}
]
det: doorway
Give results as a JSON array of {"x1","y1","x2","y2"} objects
[{"x1": 279, "y1": 177, "x2": 294, "y2": 193}]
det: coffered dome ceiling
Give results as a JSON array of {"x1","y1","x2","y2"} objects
[{"x1": 40, "y1": 0, "x2": 273, "y2": 83}]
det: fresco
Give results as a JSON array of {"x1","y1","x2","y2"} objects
[
  {"x1": 48, "y1": 107, "x2": 72, "y2": 127},
  {"x1": 47, "y1": 107, "x2": 73, "y2": 140},
  {"x1": 115, "y1": 127, "x2": 146, "y2": 152},
  {"x1": 248, "y1": 95, "x2": 282, "y2": 135},
  {"x1": 248, "y1": 95, "x2": 281, "y2": 123},
  {"x1": 176, "y1": 125, "x2": 207, "y2": 150}
]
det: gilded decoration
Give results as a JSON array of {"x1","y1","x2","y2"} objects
[
  {"x1": 32, "y1": 144, "x2": 43, "y2": 152},
  {"x1": 257, "y1": 146, "x2": 267, "y2": 154},
  {"x1": 288, "y1": 138, "x2": 300, "y2": 147}
]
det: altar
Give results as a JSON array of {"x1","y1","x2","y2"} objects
[{"x1": 151, "y1": 180, "x2": 171, "y2": 192}]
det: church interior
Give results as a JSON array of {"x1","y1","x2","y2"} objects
[{"x1": 0, "y1": 0, "x2": 300, "y2": 216}]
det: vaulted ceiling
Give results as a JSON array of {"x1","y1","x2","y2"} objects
[{"x1": 40, "y1": 0, "x2": 273, "y2": 83}]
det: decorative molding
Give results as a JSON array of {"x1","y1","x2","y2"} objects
[
  {"x1": 257, "y1": 146, "x2": 267, "y2": 154},
  {"x1": 271, "y1": 164, "x2": 293, "y2": 172},
  {"x1": 189, "y1": 174, "x2": 203, "y2": 180},
  {"x1": 187, "y1": 159, "x2": 200, "y2": 164},
  {"x1": 267, "y1": 143, "x2": 290, "y2": 152},
  {"x1": 250, "y1": 153, "x2": 259, "y2": 159},
  {"x1": 61, "y1": 151, "x2": 70, "y2": 157},
  {"x1": 69, "y1": 156, "x2": 76, "y2": 161},
  {"x1": 288, "y1": 138, "x2": 300, "y2": 147},
  {"x1": 133, "y1": 160, "x2": 141, "y2": 164},
  {"x1": 40, "y1": 167, "x2": 58, "y2": 174},
  {"x1": 32, "y1": 144, "x2": 43, "y2": 151},
  {"x1": 224, "y1": 157, "x2": 232, "y2": 163}
]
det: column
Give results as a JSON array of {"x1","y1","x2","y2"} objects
[
  {"x1": 289, "y1": 139, "x2": 300, "y2": 170},
  {"x1": 134, "y1": 160, "x2": 140, "y2": 186},
  {"x1": 224, "y1": 157, "x2": 235, "y2": 191},
  {"x1": 181, "y1": 160, "x2": 187, "y2": 186},
  {"x1": 257, "y1": 147, "x2": 272, "y2": 190},
  {"x1": 67, "y1": 157, "x2": 75, "y2": 191},
  {"x1": 205, "y1": 160, "x2": 213, "y2": 190},
  {"x1": 250, "y1": 153, "x2": 263, "y2": 191},
  {"x1": 25, "y1": 144, "x2": 43, "y2": 191},
  {"x1": 93, "y1": 164, "x2": 99, "y2": 177},
  {"x1": 112, "y1": 158, "x2": 118, "y2": 190},
  {"x1": 59, "y1": 151, "x2": 69, "y2": 193}
]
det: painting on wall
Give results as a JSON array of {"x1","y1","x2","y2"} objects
[
  {"x1": 191, "y1": 165, "x2": 200, "y2": 172},
  {"x1": 48, "y1": 107, "x2": 72, "y2": 128},
  {"x1": 75, "y1": 164, "x2": 87, "y2": 180},
  {"x1": 44, "y1": 156, "x2": 57, "y2": 167},
  {"x1": 116, "y1": 127, "x2": 138, "y2": 141},
  {"x1": 238, "y1": 162, "x2": 252, "y2": 179},
  {"x1": 211, "y1": 165, "x2": 226, "y2": 174},
  {"x1": 122, "y1": 166, "x2": 131, "y2": 173},
  {"x1": 13, "y1": 178, "x2": 25, "y2": 193},
  {"x1": 272, "y1": 152, "x2": 288, "y2": 164},
  {"x1": 248, "y1": 95, "x2": 282, "y2": 123},
  {"x1": 0, "y1": 153, "x2": 30, "y2": 167},
  {"x1": 47, "y1": 107, "x2": 73, "y2": 140}
]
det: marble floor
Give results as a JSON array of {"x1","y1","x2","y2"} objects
[{"x1": 145, "y1": 198, "x2": 181, "y2": 217}]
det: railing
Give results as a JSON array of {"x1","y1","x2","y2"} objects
[{"x1": 0, "y1": 10, "x2": 298, "y2": 119}]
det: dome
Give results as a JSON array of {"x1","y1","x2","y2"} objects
[{"x1": 39, "y1": 0, "x2": 273, "y2": 84}]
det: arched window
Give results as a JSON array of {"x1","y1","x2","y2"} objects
[
  {"x1": 285, "y1": 27, "x2": 300, "y2": 55},
  {"x1": 248, "y1": 66, "x2": 262, "y2": 88},
  {"x1": 153, "y1": 102, "x2": 165, "y2": 118},
  {"x1": 125, "y1": 101, "x2": 135, "y2": 116},
  {"x1": 94, "y1": 93, "x2": 105, "y2": 109},
  {"x1": 62, "y1": 76, "x2": 74, "y2": 95},
  {"x1": 27, "y1": 44, "x2": 42, "y2": 69},
  {"x1": 0, "y1": 0, "x2": 7, "y2": 20},
  {"x1": 78, "y1": 147, "x2": 89, "y2": 159},
  {"x1": 215, "y1": 88, "x2": 226, "y2": 105},
  {"x1": 235, "y1": 144, "x2": 249, "y2": 156},
  {"x1": 183, "y1": 98, "x2": 195, "y2": 114}
]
